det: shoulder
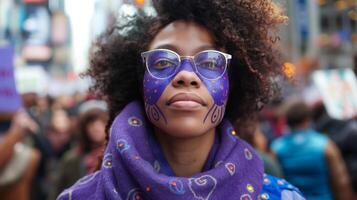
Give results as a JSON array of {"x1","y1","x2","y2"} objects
[
  {"x1": 324, "y1": 139, "x2": 341, "y2": 161},
  {"x1": 56, "y1": 171, "x2": 103, "y2": 200},
  {"x1": 261, "y1": 174, "x2": 305, "y2": 200},
  {"x1": 309, "y1": 129, "x2": 328, "y2": 139},
  {"x1": 309, "y1": 130, "x2": 329, "y2": 146},
  {"x1": 61, "y1": 149, "x2": 82, "y2": 164},
  {"x1": 271, "y1": 136, "x2": 286, "y2": 152}
]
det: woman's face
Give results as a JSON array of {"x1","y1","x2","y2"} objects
[
  {"x1": 86, "y1": 119, "x2": 106, "y2": 144},
  {"x1": 143, "y1": 21, "x2": 229, "y2": 138},
  {"x1": 51, "y1": 109, "x2": 70, "y2": 133}
]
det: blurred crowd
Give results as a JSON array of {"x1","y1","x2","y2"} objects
[
  {"x1": 0, "y1": 0, "x2": 357, "y2": 199},
  {"x1": 0, "y1": 92, "x2": 108, "y2": 200},
  {"x1": 236, "y1": 98, "x2": 357, "y2": 200}
]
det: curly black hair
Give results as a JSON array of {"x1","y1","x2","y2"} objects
[{"x1": 86, "y1": 0, "x2": 288, "y2": 132}]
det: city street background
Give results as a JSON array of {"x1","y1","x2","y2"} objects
[{"x1": 0, "y1": 0, "x2": 357, "y2": 199}]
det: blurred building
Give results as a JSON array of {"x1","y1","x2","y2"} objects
[
  {"x1": 282, "y1": 0, "x2": 357, "y2": 70},
  {"x1": 0, "y1": 0, "x2": 155, "y2": 97},
  {"x1": 0, "y1": 0, "x2": 69, "y2": 74},
  {"x1": 319, "y1": 0, "x2": 357, "y2": 69},
  {"x1": 0, "y1": 0, "x2": 153, "y2": 75}
]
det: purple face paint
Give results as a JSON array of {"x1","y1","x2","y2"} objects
[
  {"x1": 143, "y1": 50, "x2": 229, "y2": 125},
  {"x1": 201, "y1": 65, "x2": 229, "y2": 124},
  {"x1": 143, "y1": 68, "x2": 171, "y2": 124}
]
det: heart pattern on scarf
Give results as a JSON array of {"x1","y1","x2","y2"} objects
[{"x1": 188, "y1": 175, "x2": 217, "y2": 200}]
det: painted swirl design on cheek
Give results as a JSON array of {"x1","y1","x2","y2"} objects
[
  {"x1": 203, "y1": 104, "x2": 226, "y2": 124},
  {"x1": 145, "y1": 103, "x2": 168, "y2": 124},
  {"x1": 202, "y1": 73, "x2": 229, "y2": 125},
  {"x1": 148, "y1": 105, "x2": 160, "y2": 121},
  {"x1": 211, "y1": 105, "x2": 225, "y2": 124}
]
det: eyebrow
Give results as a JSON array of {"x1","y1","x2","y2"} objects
[
  {"x1": 152, "y1": 44, "x2": 217, "y2": 55},
  {"x1": 153, "y1": 44, "x2": 179, "y2": 52},
  {"x1": 194, "y1": 45, "x2": 217, "y2": 52}
]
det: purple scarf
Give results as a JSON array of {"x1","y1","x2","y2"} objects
[{"x1": 58, "y1": 101, "x2": 263, "y2": 200}]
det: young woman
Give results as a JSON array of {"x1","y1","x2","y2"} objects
[
  {"x1": 58, "y1": 1, "x2": 304, "y2": 199},
  {"x1": 52, "y1": 103, "x2": 108, "y2": 198}
]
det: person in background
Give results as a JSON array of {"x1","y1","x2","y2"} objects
[
  {"x1": 30, "y1": 107, "x2": 72, "y2": 200},
  {"x1": 312, "y1": 101, "x2": 357, "y2": 198},
  {"x1": 272, "y1": 100, "x2": 353, "y2": 200},
  {"x1": 235, "y1": 116, "x2": 284, "y2": 178},
  {"x1": 51, "y1": 100, "x2": 108, "y2": 199},
  {"x1": 0, "y1": 111, "x2": 40, "y2": 200},
  {"x1": 260, "y1": 99, "x2": 287, "y2": 145},
  {"x1": 46, "y1": 109, "x2": 72, "y2": 156}
]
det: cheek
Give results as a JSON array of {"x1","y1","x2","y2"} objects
[
  {"x1": 202, "y1": 73, "x2": 229, "y2": 106},
  {"x1": 143, "y1": 71, "x2": 172, "y2": 105}
]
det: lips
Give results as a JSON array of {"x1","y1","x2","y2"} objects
[{"x1": 167, "y1": 93, "x2": 207, "y2": 107}]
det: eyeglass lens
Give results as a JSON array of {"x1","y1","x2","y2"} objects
[{"x1": 146, "y1": 50, "x2": 227, "y2": 79}]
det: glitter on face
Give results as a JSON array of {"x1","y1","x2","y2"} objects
[{"x1": 143, "y1": 54, "x2": 229, "y2": 126}]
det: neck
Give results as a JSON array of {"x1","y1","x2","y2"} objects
[
  {"x1": 154, "y1": 128, "x2": 216, "y2": 177},
  {"x1": 292, "y1": 120, "x2": 311, "y2": 131}
]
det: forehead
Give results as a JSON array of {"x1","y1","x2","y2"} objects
[{"x1": 148, "y1": 20, "x2": 215, "y2": 55}]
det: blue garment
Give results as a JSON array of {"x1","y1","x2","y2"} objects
[
  {"x1": 272, "y1": 128, "x2": 333, "y2": 200},
  {"x1": 261, "y1": 174, "x2": 305, "y2": 200}
]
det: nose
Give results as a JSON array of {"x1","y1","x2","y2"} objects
[{"x1": 172, "y1": 59, "x2": 201, "y2": 88}]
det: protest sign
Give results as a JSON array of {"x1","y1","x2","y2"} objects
[
  {"x1": 0, "y1": 45, "x2": 22, "y2": 113},
  {"x1": 313, "y1": 68, "x2": 357, "y2": 120},
  {"x1": 15, "y1": 66, "x2": 48, "y2": 95}
]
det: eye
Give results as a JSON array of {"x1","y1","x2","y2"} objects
[
  {"x1": 198, "y1": 60, "x2": 218, "y2": 70},
  {"x1": 153, "y1": 59, "x2": 175, "y2": 69}
]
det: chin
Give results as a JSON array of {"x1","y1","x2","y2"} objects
[{"x1": 154, "y1": 117, "x2": 214, "y2": 139}]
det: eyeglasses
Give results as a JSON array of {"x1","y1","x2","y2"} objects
[{"x1": 141, "y1": 49, "x2": 232, "y2": 80}]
